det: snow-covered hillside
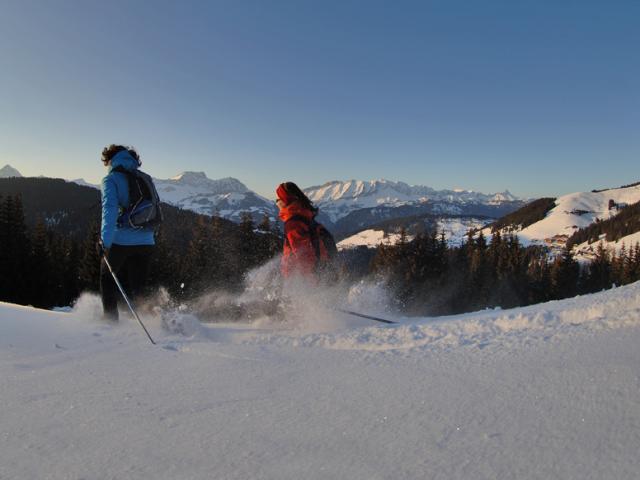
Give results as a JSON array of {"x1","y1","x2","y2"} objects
[
  {"x1": 338, "y1": 216, "x2": 489, "y2": 249},
  {"x1": 573, "y1": 230, "x2": 640, "y2": 261},
  {"x1": 2, "y1": 282, "x2": 640, "y2": 479},
  {"x1": 305, "y1": 179, "x2": 519, "y2": 223},
  {"x1": 0, "y1": 164, "x2": 22, "y2": 178},
  {"x1": 487, "y1": 184, "x2": 640, "y2": 255}
]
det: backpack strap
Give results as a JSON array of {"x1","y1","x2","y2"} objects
[{"x1": 111, "y1": 166, "x2": 144, "y2": 227}]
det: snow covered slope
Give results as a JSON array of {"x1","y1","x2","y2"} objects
[
  {"x1": 572, "y1": 230, "x2": 640, "y2": 261},
  {"x1": 2, "y1": 282, "x2": 640, "y2": 479},
  {"x1": 338, "y1": 216, "x2": 488, "y2": 249},
  {"x1": 518, "y1": 185, "x2": 640, "y2": 243},
  {"x1": 0, "y1": 164, "x2": 22, "y2": 178},
  {"x1": 305, "y1": 179, "x2": 520, "y2": 223},
  {"x1": 486, "y1": 184, "x2": 640, "y2": 254}
]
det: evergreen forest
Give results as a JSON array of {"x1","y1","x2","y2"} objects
[{"x1": 1, "y1": 180, "x2": 640, "y2": 317}]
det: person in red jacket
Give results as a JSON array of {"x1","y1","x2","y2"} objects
[{"x1": 276, "y1": 182, "x2": 335, "y2": 280}]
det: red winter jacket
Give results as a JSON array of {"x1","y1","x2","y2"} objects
[{"x1": 279, "y1": 201, "x2": 330, "y2": 279}]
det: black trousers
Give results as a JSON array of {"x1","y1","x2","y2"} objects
[{"x1": 100, "y1": 244, "x2": 153, "y2": 321}]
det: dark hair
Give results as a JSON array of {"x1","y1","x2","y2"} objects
[
  {"x1": 101, "y1": 144, "x2": 141, "y2": 166},
  {"x1": 281, "y1": 181, "x2": 318, "y2": 214}
]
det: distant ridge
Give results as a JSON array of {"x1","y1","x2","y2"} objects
[{"x1": 304, "y1": 179, "x2": 522, "y2": 224}]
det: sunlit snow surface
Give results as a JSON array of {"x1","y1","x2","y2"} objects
[{"x1": 2, "y1": 281, "x2": 640, "y2": 479}]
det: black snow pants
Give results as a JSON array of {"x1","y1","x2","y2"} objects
[{"x1": 100, "y1": 244, "x2": 153, "y2": 321}]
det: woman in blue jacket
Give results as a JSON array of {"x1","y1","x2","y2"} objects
[{"x1": 100, "y1": 144, "x2": 155, "y2": 321}]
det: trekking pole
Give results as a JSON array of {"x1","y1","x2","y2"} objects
[
  {"x1": 336, "y1": 308, "x2": 397, "y2": 325},
  {"x1": 102, "y1": 253, "x2": 156, "y2": 345}
]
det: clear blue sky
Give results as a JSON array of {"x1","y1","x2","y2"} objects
[{"x1": 1, "y1": 0, "x2": 638, "y2": 199}]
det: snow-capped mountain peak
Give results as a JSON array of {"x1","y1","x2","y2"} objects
[
  {"x1": 154, "y1": 172, "x2": 273, "y2": 221},
  {"x1": 489, "y1": 190, "x2": 518, "y2": 204},
  {"x1": 167, "y1": 172, "x2": 249, "y2": 194},
  {"x1": 304, "y1": 179, "x2": 522, "y2": 223},
  {"x1": 170, "y1": 171, "x2": 209, "y2": 182},
  {"x1": 0, "y1": 164, "x2": 22, "y2": 178}
]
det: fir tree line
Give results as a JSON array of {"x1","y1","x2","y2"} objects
[
  {"x1": 567, "y1": 200, "x2": 640, "y2": 248},
  {"x1": 0, "y1": 194, "x2": 281, "y2": 309},
  {"x1": 2, "y1": 191, "x2": 640, "y2": 316},
  {"x1": 366, "y1": 229, "x2": 640, "y2": 316},
  {"x1": 489, "y1": 197, "x2": 556, "y2": 233}
]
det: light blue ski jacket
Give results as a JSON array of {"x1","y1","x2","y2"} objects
[{"x1": 100, "y1": 150, "x2": 156, "y2": 248}]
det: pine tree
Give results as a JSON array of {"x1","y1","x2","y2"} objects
[
  {"x1": 181, "y1": 217, "x2": 216, "y2": 296},
  {"x1": 235, "y1": 212, "x2": 259, "y2": 276},
  {"x1": 59, "y1": 236, "x2": 81, "y2": 306},
  {"x1": 550, "y1": 247, "x2": 580, "y2": 299},
  {"x1": 0, "y1": 195, "x2": 30, "y2": 304},
  {"x1": 526, "y1": 253, "x2": 551, "y2": 305},
  {"x1": 148, "y1": 226, "x2": 179, "y2": 295},
  {"x1": 253, "y1": 213, "x2": 281, "y2": 267},
  {"x1": 584, "y1": 242, "x2": 612, "y2": 292},
  {"x1": 257, "y1": 213, "x2": 271, "y2": 233},
  {"x1": 611, "y1": 244, "x2": 627, "y2": 286},
  {"x1": 78, "y1": 219, "x2": 102, "y2": 292},
  {"x1": 30, "y1": 217, "x2": 54, "y2": 307},
  {"x1": 629, "y1": 243, "x2": 640, "y2": 283}
]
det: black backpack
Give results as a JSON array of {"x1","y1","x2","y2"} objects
[
  {"x1": 311, "y1": 220, "x2": 338, "y2": 261},
  {"x1": 113, "y1": 166, "x2": 163, "y2": 229}
]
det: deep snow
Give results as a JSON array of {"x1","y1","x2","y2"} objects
[{"x1": 2, "y1": 282, "x2": 640, "y2": 479}]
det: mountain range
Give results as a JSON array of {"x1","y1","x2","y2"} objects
[
  {"x1": 305, "y1": 179, "x2": 518, "y2": 222},
  {"x1": 303, "y1": 179, "x2": 524, "y2": 237},
  {"x1": 152, "y1": 172, "x2": 275, "y2": 223},
  {"x1": 3, "y1": 164, "x2": 640, "y2": 254},
  {"x1": 2, "y1": 164, "x2": 525, "y2": 238}
]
